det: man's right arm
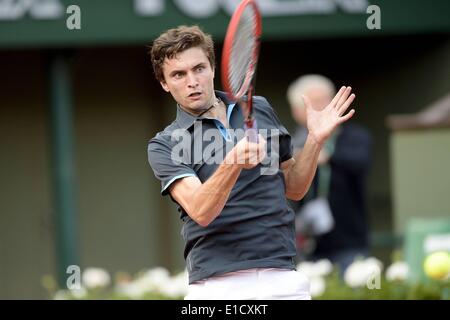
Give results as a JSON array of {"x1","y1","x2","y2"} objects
[{"x1": 169, "y1": 135, "x2": 266, "y2": 227}]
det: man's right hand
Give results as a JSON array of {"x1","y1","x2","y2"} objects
[
  {"x1": 170, "y1": 134, "x2": 266, "y2": 227},
  {"x1": 225, "y1": 134, "x2": 267, "y2": 169}
]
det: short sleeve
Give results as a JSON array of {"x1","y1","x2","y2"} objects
[{"x1": 148, "y1": 135, "x2": 197, "y2": 195}]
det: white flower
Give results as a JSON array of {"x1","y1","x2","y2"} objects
[
  {"x1": 365, "y1": 257, "x2": 384, "y2": 271},
  {"x1": 115, "y1": 281, "x2": 148, "y2": 299},
  {"x1": 117, "y1": 267, "x2": 171, "y2": 299},
  {"x1": 296, "y1": 261, "x2": 317, "y2": 278},
  {"x1": 344, "y1": 258, "x2": 382, "y2": 288},
  {"x1": 309, "y1": 277, "x2": 326, "y2": 298},
  {"x1": 296, "y1": 259, "x2": 333, "y2": 278},
  {"x1": 158, "y1": 276, "x2": 188, "y2": 298},
  {"x1": 171, "y1": 270, "x2": 189, "y2": 296},
  {"x1": 54, "y1": 284, "x2": 87, "y2": 300},
  {"x1": 314, "y1": 259, "x2": 333, "y2": 277},
  {"x1": 386, "y1": 261, "x2": 409, "y2": 282},
  {"x1": 82, "y1": 267, "x2": 111, "y2": 289},
  {"x1": 296, "y1": 261, "x2": 330, "y2": 298},
  {"x1": 115, "y1": 267, "x2": 187, "y2": 299},
  {"x1": 53, "y1": 290, "x2": 70, "y2": 300},
  {"x1": 70, "y1": 287, "x2": 88, "y2": 299},
  {"x1": 139, "y1": 267, "x2": 171, "y2": 290}
]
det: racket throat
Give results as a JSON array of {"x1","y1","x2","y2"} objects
[
  {"x1": 244, "y1": 88, "x2": 258, "y2": 142},
  {"x1": 244, "y1": 118, "x2": 258, "y2": 142},
  {"x1": 245, "y1": 118, "x2": 256, "y2": 129},
  {"x1": 244, "y1": 86, "x2": 255, "y2": 128}
]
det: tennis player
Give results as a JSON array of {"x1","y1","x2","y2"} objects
[{"x1": 147, "y1": 25, "x2": 356, "y2": 300}]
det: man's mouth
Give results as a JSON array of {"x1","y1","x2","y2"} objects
[{"x1": 188, "y1": 92, "x2": 202, "y2": 98}]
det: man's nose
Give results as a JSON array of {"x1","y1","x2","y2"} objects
[{"x1": 186, "y1": 72, "x2": 199, "y2": 88}]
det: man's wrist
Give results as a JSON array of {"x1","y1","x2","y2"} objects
[
  {"x1": 223, "y1": 149, "x2": 244, "y2": 171},
  {"x1": 306, "y1": 132, "x2": 325, "y2": 149}
]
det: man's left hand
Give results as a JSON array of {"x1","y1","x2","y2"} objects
[{"x1": 303, "y1": 86, "x2": 355, "y2": 146}]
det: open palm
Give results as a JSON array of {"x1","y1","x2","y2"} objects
[{"x1": 304, "y1": 86, "x2": 356, "y2": 145}]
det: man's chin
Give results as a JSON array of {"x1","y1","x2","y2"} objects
[{"x1": 188, "y1": 100, "x2": 208, "y2": 112}]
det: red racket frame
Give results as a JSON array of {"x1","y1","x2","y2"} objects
[{"x1": 221, "y1": 0, "x2": 262, "y2": 130}]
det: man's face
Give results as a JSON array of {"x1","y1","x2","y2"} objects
[{"x1": 160, "y1": 47, "x2": 215, "y2": 115}]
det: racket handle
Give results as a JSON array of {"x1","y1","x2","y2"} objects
[{"x1": 244, "y1": 119, "x2": 258, "y2": 143}]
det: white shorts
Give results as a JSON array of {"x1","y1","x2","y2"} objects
[{"x1": 185, "y1": 268, "x2": 311, "y2": 300}]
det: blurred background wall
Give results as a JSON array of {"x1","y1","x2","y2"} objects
[{"x1": 0, "y1": 0, "x2": 449, "y2": 298}]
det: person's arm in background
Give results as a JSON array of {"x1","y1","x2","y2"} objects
[{"x1": 282, "y1": 86, "x2": 356, "y2": 200}]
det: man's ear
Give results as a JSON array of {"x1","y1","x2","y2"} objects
[{"x1": 160, "y1": 80, "x2": 170, "y2": 92}]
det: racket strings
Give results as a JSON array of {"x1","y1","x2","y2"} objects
[{"x1": 229, "y1": 6, "x2": 257, "y2": 97}]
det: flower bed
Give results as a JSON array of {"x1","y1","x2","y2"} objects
[{"x1": 42, "y1": 257, "x2": 449, "y2": 300}]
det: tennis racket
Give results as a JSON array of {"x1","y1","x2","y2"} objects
[{"x1": 221, "y1": 0, "x2": 262, "y2": 142}]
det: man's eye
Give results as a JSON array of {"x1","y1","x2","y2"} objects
[
  {"x1": 196, "y1": 66, "x2": 204, "y2": 72},
  {"x1": 174, "y1": 73, "x2": 183, "y2": 79}
]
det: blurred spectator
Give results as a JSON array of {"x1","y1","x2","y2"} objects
[{"x1": 287, "y1": 74, "x2": 373, "y2": 274}]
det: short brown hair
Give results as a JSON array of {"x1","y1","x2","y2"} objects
[{"x1": 150, "y1": 25, "x2": 215, "y2": 82}]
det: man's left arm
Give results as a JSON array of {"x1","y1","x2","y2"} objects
[
  {"x1": 281, "y1": 86, "x2": 356, "y2": 200},
  {"x1": 281, "y1": 135, "x2": 322, "y2": 200}
]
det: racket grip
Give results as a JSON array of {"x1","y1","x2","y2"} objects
[{"x1": 244, "y1": 119, "x2": 258, "y2": 143}]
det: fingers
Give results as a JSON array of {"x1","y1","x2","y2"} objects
[
  {"x1": 244, "y1": 135, "x2": 267, "y2": 166},
  {"x1": 329, "y1": 86, "x2": 347, "y2": 108},
  {"x1": 338, "y1": 109, "x2": 355, "y2": 124},
  {"x1": 248, "y1": 135, "x2": 267, "y2": 158},
  {"x1": 337, "y1": 93, "x2": 356, "y2": 115},
  {"x1": 256, "y1": 136, "x2": 267, "y2": 162},
  {"x1": 247, "y1": 148, "x2": 266, "y2": 164},
  {"x1": 334, "y1": 86, "x2": 356, "y2": 121},
  {"x1": 330, "y1": 86, "x2": 354, "y2": 111}
]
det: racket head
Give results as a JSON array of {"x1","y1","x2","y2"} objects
[{"x1": 221, "y1": 0, "x2": 262, "y2": 104}]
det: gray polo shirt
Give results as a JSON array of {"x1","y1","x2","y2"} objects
[{"x1": 147, "y1": 91, "x2": 296, "y2": 284}]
